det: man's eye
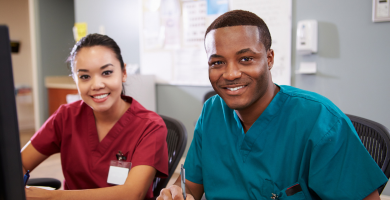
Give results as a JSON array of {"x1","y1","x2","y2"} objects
[
  {"x1": 211, "y1": 61, "x2": 224, "y2": 67},
  {"x1": 79, "y1": 75, "x2": 89, "y2": 79},
  {"x1": 102, "y1": 70, "x2": 113, "y2": 76},
  {"x1": 241, "y1": 57, "x2": 253, "y2": 62}
]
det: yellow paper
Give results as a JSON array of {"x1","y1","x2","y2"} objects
[{"x1": 73, "y1": 23, "x2": 88, "y2": 42}]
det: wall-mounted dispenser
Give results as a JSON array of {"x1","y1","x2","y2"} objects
[{"x1": 296, "y1": 20, "x2": 318, "y2": 55}]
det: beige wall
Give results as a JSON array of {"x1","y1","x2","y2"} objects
[
  {"x1": 0, "y1": 0, "x2": 35, "y2": 130},
  {"x1": 0, "y1": 0, "x2": 33, "y2": 85}
]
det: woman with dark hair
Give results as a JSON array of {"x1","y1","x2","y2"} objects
[{"x1": 21, "y1": 34, "x2": 168, "y2": 200}]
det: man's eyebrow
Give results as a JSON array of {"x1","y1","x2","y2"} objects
[
  {"x1": 236, "y1": 48, "x2": 258, "y2": 55},
  {"x1": 208, "y1": 54, "x2": 224, "y2": 61},
  {"x1": 76, "y1": 64, "x2": 114, "y2": 73}
]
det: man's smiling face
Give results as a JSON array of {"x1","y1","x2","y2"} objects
[{"x1": 205, "y1": 25, "x2": 274, "y2": 111}]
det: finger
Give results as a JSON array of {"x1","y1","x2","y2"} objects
[
  {"x1": 158, "y1": 188, "x2": 173, "y2": 200},
  {"x1": 186, "y1": 194, "x2": 196, "y2": 200},
  {"x1": 169, "y1": 185, "x2": 183, "y2": 200}
]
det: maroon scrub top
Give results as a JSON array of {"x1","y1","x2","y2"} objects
[{"x1": 31, "y1": 96, "x2": 168, "y2": 199}]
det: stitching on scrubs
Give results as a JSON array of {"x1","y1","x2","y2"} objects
[
  {"x1": 312, "y1": 117, "x2": 341, "y2": 149},
  {"x1": 280, "y1": 88, "x2": 340, "y2": 120}
]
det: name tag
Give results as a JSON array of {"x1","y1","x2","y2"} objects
[{"x1": 107, "y1": 160, "x2": 132, "y2": 185}]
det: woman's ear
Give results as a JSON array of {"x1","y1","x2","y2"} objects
[{"x1": 122, "y1": 63, "x2": 127, "y2": 82}]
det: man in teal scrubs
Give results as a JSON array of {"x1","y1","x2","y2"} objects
[{"x1": 157, "y1": 10, "x2": 388, "y2": 200}]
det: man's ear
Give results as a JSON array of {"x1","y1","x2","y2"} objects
[
  {"x1": 267, "y1": 49, "x2": 274, "y2": 70},
  {"x1": 122, "y1": 63, "x2": 127, "y2": 82}
]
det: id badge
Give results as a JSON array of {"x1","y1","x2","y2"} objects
[{"x1": 107, "y1": 160, "x2": 132, "y2": 185}]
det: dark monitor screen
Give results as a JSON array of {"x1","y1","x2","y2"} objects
[{"x1": 0, "y1": 25, "x2": 26, "y2": 200}]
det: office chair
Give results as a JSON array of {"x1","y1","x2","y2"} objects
[
  {"x1": 27, "y1": 115, "x2": 188, "y2": 194},
  {"x1": 26, "y1": 178, "x2": 61, "y2": 189},
  {"x1": 152, "y1": 115, "x2": 188, "y2": 198},
  {"x1": 346, "y1": 114, "x2": 390, "y2": 194},
  {"x1": 203, "y1": 90, "x2": 217, "y2": 104}
]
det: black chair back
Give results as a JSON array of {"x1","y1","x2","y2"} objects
[
  {"x1": 203, "y1": 91, "x2": 217, "y2": 104},
  {"x1": 152, "y1": 115, "x2": 188, "y2": 197},
  {"x1": 346, "y1": 114, "x2": 390, "y2": 194}
]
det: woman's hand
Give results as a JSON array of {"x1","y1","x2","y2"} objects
[{"x1": 25, "y1": 186, "x2": 54, "y2": 200}]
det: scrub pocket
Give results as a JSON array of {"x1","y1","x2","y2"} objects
[
  {"x1": 277, "y1": 182, "x2": 307, "y2": 200},
  {"x1": 254, "y1": 179, "x2": 280, "y2": 199},
  {"x1": 253, "y1": 180, "x2": 308, "y2": 200}
]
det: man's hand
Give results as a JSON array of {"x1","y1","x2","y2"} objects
[{"x1": 157, "y1": 185, "x2": 195, "y2": 200}]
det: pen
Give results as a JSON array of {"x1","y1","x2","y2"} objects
[
  {"x1": 181, "y1": 164, "x2": 186, "y2": 199},
  {"x1": 23, "y1": 170, "x2": 30, "y2": 186}
]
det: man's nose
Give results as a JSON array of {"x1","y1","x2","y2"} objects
[{"x1": 223, "y1": 62, "x2": 242, "y2": 80}]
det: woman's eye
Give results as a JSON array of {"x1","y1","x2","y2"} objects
[
  {"x1": 241, "y1": 57, "x2": 253, "y2": 62},
  {"x1": 79, "y1": 75, "x2": 89, "y2": 79},
  {"x1": 102, "y1": 70, "x2": 113, "y2": 76}
]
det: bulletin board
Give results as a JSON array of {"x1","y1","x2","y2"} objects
[{"x1": 139, "y1": 0, "x2": 292, "y2": 86}]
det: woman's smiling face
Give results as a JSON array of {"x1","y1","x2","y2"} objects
[{"x1": 73, "y1": 45, "x2": 127, "y2": 113}]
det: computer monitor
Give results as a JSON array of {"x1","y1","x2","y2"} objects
[{"x1": 0, "y1": 25, "x2": 26, "y2": 200}]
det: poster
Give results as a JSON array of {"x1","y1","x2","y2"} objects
[{"x1": 140, "y1": 0, "x2": 292, "y2": 86}]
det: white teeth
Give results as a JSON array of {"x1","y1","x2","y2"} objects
[
  {"x1": 94, "y1": 94, "x2": 108, "y2": 99},
  {"x1": 227, "y1": 86, "x2": 244, "y2": 91}
]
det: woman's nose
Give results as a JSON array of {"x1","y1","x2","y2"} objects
[{"x1": 91, "y1": 77, "x2": 105, "y2": 90}]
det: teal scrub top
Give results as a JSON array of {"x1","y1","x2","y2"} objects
[{"x1": 184, "y1": 85, "x2": 388, "y2": 200}]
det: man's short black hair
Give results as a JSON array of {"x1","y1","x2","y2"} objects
[{"x1": 205, "y1": 10, "x2": 272, "y2": 51}]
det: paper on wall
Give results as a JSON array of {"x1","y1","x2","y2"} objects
[
  {"x1": 161, "y1": 0, "x2": 182, "y2": 49},
  {"x1": 173, "y1": 49, "x2": 210, "y2": 86},
  {"x1": 230, "y1": 0, "x2": 292, "y2": 85},
  {"x1": 182, "y1": 1, "x2": 207, "y2": 47},
  {"x1": 143, "y1": 11, "x2": 164, "y2": 50},
  {"x1": 73, "y1": 23, "x2": 88, "y2": 42},
  {"x1": 141, "y1": 51, "x2": 173, "y2": 83}
]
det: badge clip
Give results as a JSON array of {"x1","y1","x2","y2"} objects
[{"x1": 116, "y1": 150, "x2": 127, "y2": 161}]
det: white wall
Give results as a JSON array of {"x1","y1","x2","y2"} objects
[{"x1": 293, "y1": 0, "x2": 390, "y2": 134}]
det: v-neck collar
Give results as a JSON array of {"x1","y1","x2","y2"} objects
[
  {"x1": 234, "y1": 85, "x2": 288, "y2": 162},
  {"x1": 86, "y1": 99, "x2": 133, "y2": 157}
]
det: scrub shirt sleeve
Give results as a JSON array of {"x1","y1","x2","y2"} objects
[
  {"x1": 30, "y1": 106, "x2": 63, "y2": 156},
  {"x1": 308, "y1": 117, "x2": 388, "y2": 200},
  {"x1": 131, "y1": 121, "x2": 169, "y2": 178},
  {"x1": 184, "y1": 112, "x2": 204, "y2": 185}
]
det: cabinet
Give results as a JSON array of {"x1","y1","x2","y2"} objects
[
  {"x1": 45, "y1": 76, "x2": 78, "y2": 116},
  {"x1": 47, "y1": 88, "x2": 78, "y2": 116}
]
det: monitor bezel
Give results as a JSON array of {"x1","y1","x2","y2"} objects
[{"x1": 0, "y1": 25, "x2": 26, "y2": 200}]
